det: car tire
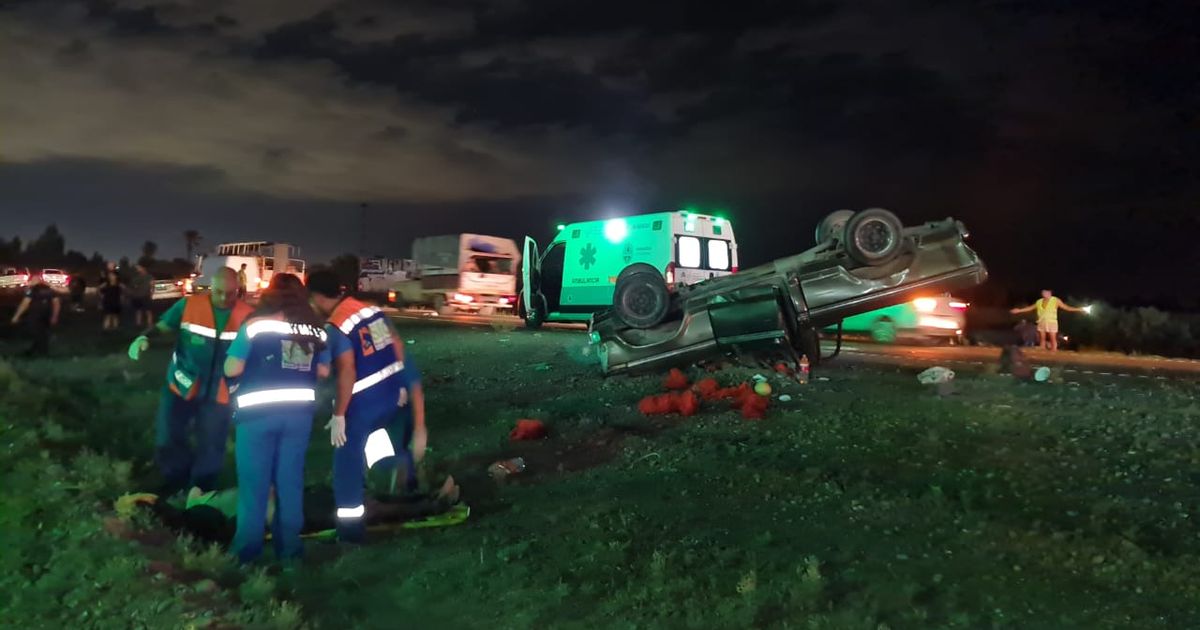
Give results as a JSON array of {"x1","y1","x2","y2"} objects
[
  {"x1": 613, "y1": 270, "x2": 670, "y2": 329},
  {"x1": 871, "y1": 317, "x2": 897, "y2": 343},
  {"x1": 433, "y1": 294, "x2": 451, "y2": 316},
  {"x1": 815, "y1": 209, "x2": 855, "y2": 246},
  {"x1": 844, "y1": 208, "x2": 904, "y2": 266}
]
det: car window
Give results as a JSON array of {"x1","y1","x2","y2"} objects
[
  {"x1": 707, "y1": 240, "x2": 730, "y2": 271},
  {"x1": 45, "y1": 269, "x2": 63, "y2": 274},
  {"x1": 678, "y1": 236, "x2": 702, "y2": 268}
]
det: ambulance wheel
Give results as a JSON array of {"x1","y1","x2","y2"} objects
[
  {"x1": 613, "y1": 270, "x2": 670, "y2": 329},
  {"x1": 844, "y1": 208, "x2": 903, "y2": 266},
  {"x1": 871, "y1": 317, "x2": 897, "y2": 343}
]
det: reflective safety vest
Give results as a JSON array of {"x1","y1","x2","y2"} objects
[
  {"x1": 328, "y1": 297, "x2": 404, "y2": 420},
  {"x1": 230, "y1": 317, "x2": 327, "y2": 423},
  {"x1": 1035, "y1": 297, "x2": 1060, "y2": 324},
  {"x1": 167, "y1": 294, "x2": 253, "y2": 404}
]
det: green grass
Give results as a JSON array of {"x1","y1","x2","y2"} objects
[{"x1": 4, "y1": 319, "x2": 1200, "y2": 628}]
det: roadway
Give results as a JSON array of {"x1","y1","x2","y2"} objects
[{"x1": 385, "y1": 308, "x2": 1200, "y2": 380}]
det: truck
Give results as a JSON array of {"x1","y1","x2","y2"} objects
[
  {"x1": 358, "y1": 257, "x2": 417, "y2": 293},
  {"x1": 386, "y1": 234, "x2": 520, "y2": 315},
  {"x1": 191, "y1": 242, "x2": 306, "y2": 296}
]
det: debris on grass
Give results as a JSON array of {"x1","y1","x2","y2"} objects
[
  {"x1": 664, "y1": 368, "x2": 690, "y2": 390},
  {"x1": 638, "y1": 390, "x2": 701, "y2": 417},
  {"x1": 917, "y1": 366, "x2": 955, "y2": 385},
  {"x1": 487, "y1": 457, "x2": 526, "y2": 480},
  {"x1": 1034, "y1": 366, "x2": 1052, "y2": 382},
  {"x1": 510, "y1": 419, "x2": 548, "y2": 441},
  {"x1": 778, "y1": 394, "x2": 793, "y2": 403}
]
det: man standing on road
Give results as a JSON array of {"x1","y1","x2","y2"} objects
[
  {"x1": 237, "y1": 264, "x2": 249, "y2": 299},
  {"x1": 307, "y1": 270, "x2": 427, "y2": 543},
  {"x1": 128, "y1": 267, "x2": 254, "y2": 497},
  {"x1": 130, "y1": 263, "x2": 155, "y2": 328},
  {"x1": 10, "y1": 280, "x2": 61, "y2": 357},
  {"x1": 1011, "y1": 289, "x2": 1086, "y2": 352}
]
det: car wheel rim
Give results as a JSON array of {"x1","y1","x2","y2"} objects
[
  {"x1": 855, "y1": 219, "x2": 895, "y2": 256},
  {"x1": 624, "y1": 286, "x2": 658, "y2": 317}
]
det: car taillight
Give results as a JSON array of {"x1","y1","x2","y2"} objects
[
  {"x1": 387, "y1": 290, "x2": 396, "y2": 302},
  {"x1": 665, "y1": 262, "x2": 676, "y2": 285},
  {"x1": 453, "y1": 293, "x2": 474, "y2": 303},
  {"x1": 913, "y1": 297, "x2": 937, "y2": 312},
  {"x1": 731, "y1": 266, "x2": 738, "y2": 274},
  {"x1": 175, "y1": 280, "x2": 184, "y2": 286},
  {"x1": 498, "y1": 297, "x2": 510, "y2": 305},
  {"x1": 949, "y1": 301, "x2": 969, "y2": 310}
]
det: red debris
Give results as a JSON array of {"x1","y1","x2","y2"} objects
[
  {"x1": 510, "y1": 419, "x2": 548, "y2": 441},
  {"x1": 740, "y1": 394, "x2": 770, "y2": 420},
  {"x1": 774, "y1": 362, "x2": 792, "y2": 375},
  {"x1": 676, "y1": 390, "x2": 700, "y2": 417},
  {"x1": 693, "y1": 378, "x2": 722, "y2": 401},
  {"x1": 664, "y1": 368, "x2": 690, "y2": 390}
]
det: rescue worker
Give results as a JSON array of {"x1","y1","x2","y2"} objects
[
  {"x1": 1010, "y1": 289, "x2": 1085, "y2": 352},
  {"x1": 128, "y1": 267, "x2": 253, "y2": 496},
  {"x1": 223, "y1": 273, "x2": 330, "y2": 563},
  {"x1": 10, "y1": 280, "x2": 61, "y2": 356},
  {"x1": 306, "y1": 270, "x2": 427, "y2": 543},
  {"x1": 237, "y1": 264, "x2": 249, "y2": 299}
]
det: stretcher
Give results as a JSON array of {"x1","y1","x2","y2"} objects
[{"x1": 116, "y1": 485, "x2": 469, "y2": 546}]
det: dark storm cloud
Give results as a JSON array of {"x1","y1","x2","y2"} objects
[{"x1": 1, "y1": 0, "x2": 1196, "y2": 300}]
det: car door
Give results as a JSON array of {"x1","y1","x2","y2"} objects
[{"x1": 521, "y1": 236, "x2": 540, "y2": 314}]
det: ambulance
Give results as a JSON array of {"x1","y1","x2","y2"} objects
[{"x1": 521, "y1": 211, "x2": 739, "y2": 328}]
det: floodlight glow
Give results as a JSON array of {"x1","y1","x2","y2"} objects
[{"x1": 604, "y1": 218, "x2": 628, "y2": 243}]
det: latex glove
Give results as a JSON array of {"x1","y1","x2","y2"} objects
[
  {"x1": 398, "y1": 387, "x2": 409, "y2": 407},
  {"x1": 325, "y1": 415, "x2": 347, "y2": 448},
  {"x1": 128, "y1": 335, "x2": 150, "y2": 361},
  {"x1": 411, "y1": 424, "x2": 428, "y2": 463}
]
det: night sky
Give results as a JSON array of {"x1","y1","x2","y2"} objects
[{"x1": 1, "y1": 1, "x2": 1196, "y2": 304}]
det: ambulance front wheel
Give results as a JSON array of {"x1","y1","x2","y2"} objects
[{"x1": 613, "y1": 270, "x2": 670, "y2": 329}]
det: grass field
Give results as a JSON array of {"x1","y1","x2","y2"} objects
[{"x1": 3, "y1": 313, "x2": 1200, "y2": 628}]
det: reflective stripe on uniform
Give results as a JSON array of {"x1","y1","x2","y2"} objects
[
  {"x1": 337, "y1": 505, "x2": 365, "y2": 519},
  {"x1": 336, "y1": 307, "x2": 382, "y2": 335},
  {"x1": 181, "y1": 322, "x2": 218, "y2": 338},
  {"x1": 236, "y1": 388, "x2": 316, "y2": 408},
  {"x1": 364, "y1": 428, "x2": 395, "y2": 469},
  {"x1": 219, "y1": 331, "x2": 239, "y2": 341},
  {"x1": 173, "y1": 370, "x2": 194, "y2": 390},
  {"x1": 246, "y1": 319, "x2": 328, "y2": 342},
  {"x1": 351, "y1": 360, "x2": 404, "y2": 394}
]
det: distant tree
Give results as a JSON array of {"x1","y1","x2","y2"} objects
[
  {"x1": 64, "y1": 250, "x2": 89, "y2": 270},
  {"x1": 25, "y1": 225, "x2": 65, "y2": 265},
  {"x1": 183, "y1": 229, "x2": 202, "y2": 261},
  {"x1": 0, "y1": 236, "x2": 20, "y2": 263},
  {"x1": 118, "y1": 256, "x2": 130, "y2": 275},
  {"x1": 328, "y1": 254, "x2": 361, "y2": 290},
  {"x1": 141, "y1": 240, "x2": 158, "y2": 261},
  {"x1": 89, "y1": 251, "x2": 106, "y2": 267}
]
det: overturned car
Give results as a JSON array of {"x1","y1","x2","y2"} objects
[{"x1": 589, "y1": 209, "x2": 987, "y2": 375}]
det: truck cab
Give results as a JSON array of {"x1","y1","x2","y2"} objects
[{"x1": 522, "y1": 211, "x2": 738, "y2": 329}]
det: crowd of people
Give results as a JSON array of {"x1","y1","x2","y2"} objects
[{"x1": 126, "y1": 268, "x2": 431, "y2": 564}]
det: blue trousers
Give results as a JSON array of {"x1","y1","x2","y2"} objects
[
  {"x1": 333, "y1": 407, "x2": 414, "y2": 542},
  {"x1": 155, "y1": 389, "x2": 232, "y2": 494},
  {"x1": 231, "y1": 413, "x2": 312, "y2": 564}
]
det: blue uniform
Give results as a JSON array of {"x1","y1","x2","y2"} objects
[
  {"x1": 226, "y1": 318, "x2": 330, "y2": 563},
  {"x1": 326, "y1": 298, "x2": 407, "y2": 542}
]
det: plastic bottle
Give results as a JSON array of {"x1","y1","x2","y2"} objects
[
  {"x1": 487, "y1": 457, "x2": 526, "y2": 480},
  {"x1": 797, "y1": 355, "x2": 810, "y2": 385}
]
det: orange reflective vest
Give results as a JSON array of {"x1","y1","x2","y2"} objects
[{"x1": 167, "y1": 294, "x2": 253, "y2": 404}]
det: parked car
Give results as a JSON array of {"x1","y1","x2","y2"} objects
[
  {"x1": 830, "y1": 295, "x2": 969, "y2": 344},
  {"x1": 39, "y1": 268, "x2": 70, "y2": 288},
  {"x1": 0, "y1": 266, "x2": 31, "y2": 291},
  {"x1": 589, "y1": 209, "x2": 987, "y2": 375},
  {"x1": 152, "y1": 276, "x2": 186, "y2": 301}
]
